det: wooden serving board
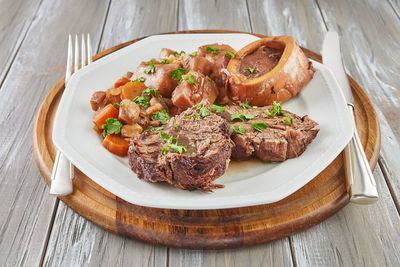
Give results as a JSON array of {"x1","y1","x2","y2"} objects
[{"x1": 32, "y1": 30, "x2": 380, "y2": 249}]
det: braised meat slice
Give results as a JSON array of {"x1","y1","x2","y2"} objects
[
  {"x1": 217, "y1": 105, "x2": 319, "y2": 162},
  {"x1": 171, "y1": 71, "x2": 219, "y2": 109},
  {"x1": 181, "y1": 54, "x2": 214, "y2": 76},
  {"x1": 129, "y1": 101, "x2": 233, "y2": 191},
  {"x1": 132, "y1": 61, "x2": 180, "y2": 97}
]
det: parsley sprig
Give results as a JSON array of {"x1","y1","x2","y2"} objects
[
  {"x1": 170, "y1": 68, "x2": 187, "y2": 83},
  {"x1": 245, "y1": 67, "x2": 255, "y2": 74},
  {"x1": 133, "y1": 77, "x2": 146, "y2": 82},
  {"x1": 143, "y1": 126, "x2": 164, "y2": 132},
  {"x1": 144, "y1": 60, "x2": 155, "y2": 74},
  {"x1": 231, "y1": 112, "x2": 255, "y2": 121},
  {"x1": 251, "y1": 121, "x2": 269, "y2": 132},
  {"x1": 230, "y1": 125, "x2": 246, "y2": 135},
  {"x1": 265, "y1": 101, "x2": 285, "y2": 117},
  {"x1": 206, "y1": 46, "x2": 220, "y2": 54},
  {"x1": 224, "y1": 51, "x2": 235, "y2": 58},
  {"x1": 197, "y1": 103, "x2": 210, "y2": 117},
  {"x1": 211, "y1": 104, "x2": 226, "y2": 113},
  {"x1": 187, "y1": 74, "x2": 199, "y2": 86},
  {"x1": 101, "y1": 118, "x2": 122, "y2": 136},
  {"x1": 153, "y1": 110, "x2": 170, "y2": 124},
  {"x1": 133, "y1": 96, "x2": 149, "y2": 107},
  {"x1": 240, "y1": 101, "x2": 251, "y2": 109},
  {"x1": 159, "y1": 131, "x2": 187, "y2": 155},
  {"x1": 143, "y1": 88, "x2": 161, "y2": 97}
]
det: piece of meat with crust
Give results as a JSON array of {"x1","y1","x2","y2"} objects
[
  {"x1": 171, "y1": 71, "x2": 219, "y2": 109},
  {"x1": 217, "y1": 105, "x2": 319, "y2": 162},
  {"x1": 132, "y1": 61, "x2": 180, "y2": 97},
  {"x1": 181, "y1": 54, "x2": 213, "y2": 76},
  {"x1": 129, "y1": 101, "x2": 233, "y2": 191}
]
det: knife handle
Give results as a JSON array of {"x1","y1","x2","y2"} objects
[
  {"x1": 344, "y1": 105, "x2": 378, "y2": 204},
  {"x1": 49, "y1": 150, "x2": 74, "y2": 196}
]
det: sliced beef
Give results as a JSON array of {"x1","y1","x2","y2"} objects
[
  {"x1": 132, "y1": 61, "x2": 180, "y2": 97},
  {"x1": 129, "y1": 101, "x2": 233, "y2": 191},
  {"x1": 171, "y1": 71, "x2": 218, "y2": 109},
  {"x1": 218, "y1": 105, "x2": 319, "y2": 162}
]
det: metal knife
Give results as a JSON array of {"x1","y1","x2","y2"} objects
[{"x1": 322, "y1": 31, "x2": 378, "y2": 204}]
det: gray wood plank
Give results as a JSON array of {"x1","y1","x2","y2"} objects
[
  {"x1": 0, "y1": 0, "x2": 110, "y2": 266},
  {"x1": 169, "y1": 241, "x2": 293, "y2": 267},
  {"x1": 0, "y1": 0, "x2": 42, "y2": 86},
  {"x1": 248, "y1": 0, "x2": 400, "y2": 266},
  {"x1": 317, "y1": 0, "x2": 400, "y2": 219},
  {"x1": 169, "y1": 1, "x2": 294, "y2": 265},
  {"x1": 42, "y1": 202, "x2": 167, "y2": 267},
  {"x1": 178, "y1": 0, "x2": 251, "y2": 32},
  {"x1": 42, "y1": 0, "x2": 178, "y2": 266}
]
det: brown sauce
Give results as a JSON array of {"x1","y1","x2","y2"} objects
[{"x1": 239, "y1": 46, "x2": 282, "y2": 78}]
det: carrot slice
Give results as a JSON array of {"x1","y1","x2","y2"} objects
[
  {"x1": 114, "y1": 77, "x2": 130, "y2": 88},
  {"x1": 102, "y1": 134, "x2": 129, "y2": 156},
  {"x1": 93, "y1": 104, "x2": 119, "y2": 129},
  {"x1": 121, "y1": 81, "x2": 147, "y2": 100}
]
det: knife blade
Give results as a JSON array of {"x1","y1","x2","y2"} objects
[{"x1": 322, "y1": 31, "x2": 378, "y2": 204}]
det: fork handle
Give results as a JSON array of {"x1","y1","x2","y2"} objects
[{"x1": 50, "y1": 150, "x2": 74, "y2": 195}]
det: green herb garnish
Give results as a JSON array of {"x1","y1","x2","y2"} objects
[
  {"x1": 207, "y1": 76, "x2": 214, "y2": 82},
  {"x1": 240, "y1": 101, "x2": 251, "y2": 109},
  {"x1": 143, "y1": 88, "x2": 160, "y2": 97},
  {"x1": 153, "y1": 110, "x2": 170, "y2": 124},
  {"x1": 166, "y1": 143, "x2": 187, "y2": 154},
  {"x1": 189, "y1": 51, "x2": 198, "y2": 57},
  {"x1": 245, "y1": 67, "x2": 255, "y2": 74},
  {"x1": 191, "y1": 152, "x2": 196, "y2": 157},
  {"x1": 231, "y1": 112, "x2": 255, "y2": 121},
  {"x1": 283, "y1": 116, "x2": 294, "y2": 126},
  {"x1": 174, "y1": 50, "x2": 186, "y2": 55},
  {"x1": 265, "y1": 101, "x2": 285, "y2": 117},
  {"x1": 133, "y1": 96, "x2": 149, "y2": 107},
  {"x1": 143, "y1": 126, "x2": 164, "y2": 132},
  {"x1": 211, "y1": 104, "x2": 226, "y2": 113},
  {"x1": 113, "y1": 102, "x2": 122, "y2": 107},
  {"x1": 144, "y1": 60, "x2": 155, "y2": 74},
  {"x1": 161, "y1": 147, "x2": 167, "y2": 155},
  {"x1": 170, "y1": 68, "x2": 187, "y2": 83},
  {"x1": 160, "y1": 131, "x2": 177, "y2": 143},
  {"x1": 206, "y1": 46, "x2": 220, "y2": 54},
  {"x1": 197, "y1": 104, "x2": 210, "y2": 117},
  {"x1": 251, "y1": 121, "x2": 269, "y2": 132},
  {"x1": 133, "y1": 77, "x2": 146, "y2": 82},
  {"x1": 230, "y1": 125, "x2": 246, "y2": 135},
  {"x1": 101, "y1": 118, "x2": 122, "y2": 136},
  {"x1": 183, "y1": 114, "x2": 196, "y2": 119},
  {"x1": 224, "y1": 51, "x2": 235, "y2": 58},
  {"x1": 158, "y1": 59, "x2": 169, "y2": 64},
  {"x1": 173, "y1": 123, "x2": 179, "y2": 130},
  {"x1": 187, "y1": 74, "x2": 199, "y2": 86}
]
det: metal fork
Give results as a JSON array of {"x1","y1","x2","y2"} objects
[{"x1": 50, "y1": 34, "x2": 92, "y2": 196}]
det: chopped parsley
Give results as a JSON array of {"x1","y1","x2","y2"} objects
[
  {"x1": 207, "y1": 76, "x2": 214, "y2": 82},
  {"x1": 230, "y1": 124, "x2": 246, "y2": 135},
  {"x1": 245, "y1": 67, "x2": 255, "y2": 74},
  {"x1": 251, "y1": 121, "x2": 269, "y2": 132},
  {"x1": 144, "y1": 60, "x2": 155, "y2": 74},
  {"x1": 101, "y1": 118, "x2": 122, "y2": 136},
  {"x1": 173, "y1": 123, "x2": 179, "y2": 130},
  {"x1": 283, "y1": 116, "x2": 294, "y2": 126},
  {"x1": 158, "y1": 59, "x2": 169, "y2": 64},
  {"x1": 191, "y1": 152, "x2": 196, "y2": 157},
  {"x1": 133, "y1": 96, "x2": 149, "y2": 107},
  {"x1": 197, "y1": 104, "x2": 210, "y2": 117},
  {"x1": 189, "y1": 51, "x2": 198, "y2": 57},
  {"x1": 183, "y1": 114, "x2": 196, "y2": 119},
  {"x1": 113, "y1": 102, "x2": 122, "y2": 107},
  {"x1": 174, "y1": 50, "x2": 186, "y2": 55},
  {"x1": 143, "y1": 88, "x2": 160, "y2": 97},
  {"x1": 166, "y1": 143, "x2": 187, "y2": 154},
  {"x1": 211, "y1": 104, "x2": 226, "y2": 113},
  {"x1": 231, "y1": 112, "x2": 255, "y2": 121},
  {"x1": 143, "y1": 126, "x2": 164, "y2": 132},
  {"x1": 133, "y1": 77, "x2": 146, "y2": 82},
  {"x1": 253, "y1": 106, "x2": 258, "y2": 109},
  {"x1": 160, "y1": 131, "x2": 177, "y2": 143},
  {"x1": 161, "y1": 147, "x2": 167, "y2": 155},
  {"x1": 187, "y1": 74, "x2": 199, "y2": 86},
  {"x1": 170, "y1": 68, "x2": 187, "y2": 83},
  {"x1": 206, "y1": 46, "x2": 220, "y2": 54},
  {"x1": 240, "y1": 101, "x2": 251, "y2": 109},
  {"x1": 153, "y1": 110, "x2": 170, "y2": 124},
  {"x1": 265, "y1": 101, "x2": 285, "y2": 117},
  {"x1": 224, "y1": 51, "x2": 235, "y2": 58}
]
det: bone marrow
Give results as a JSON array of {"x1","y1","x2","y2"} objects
[{"x1": 226, "y1": 36, "x2": 315, "y2": 106}]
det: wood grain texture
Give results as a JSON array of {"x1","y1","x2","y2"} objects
[
  {"x1": 41, "y1": 0, "x2": 178, "y2": 265},
  {"x1": 246, "y1": 0, "x2": 400, "y2": 265},
  {"x1": 0, "y1": 0, "x2": 110, "y2": 266},
  {"x1": 32, "y1": 31, "x2": 380, "y2": 251},
  {"x1": 178, "y1": 0, "x2": 251, "y2": 32},
  {"x1": 317, "y1": 0, "x2": 400, "y2": 207},
  {"x1": 0, "y1": 0, "x2": 42, "y2": 85}
]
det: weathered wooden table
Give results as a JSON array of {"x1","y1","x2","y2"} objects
[{"x1": 1, "y1": 0, "x2": 400, "y2": 266}]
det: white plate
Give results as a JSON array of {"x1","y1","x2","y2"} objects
[{"x1": 53, "y1": 33, "x2": 353, "y2": 210}]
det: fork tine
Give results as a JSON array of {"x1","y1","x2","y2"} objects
[
  {"x1": 65, "y1": 35, "x2": 72, "y2": 82},
  {"x1": 74, "y1": 35, "x2": 79, "y2": 72},
  {"x1": 81, "y1": 34, "x2": 86, "y2": 67},
  {"x1": 87, "y1": 34, "x2": 92, "y2": 64}
]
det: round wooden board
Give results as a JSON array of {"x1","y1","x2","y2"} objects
[{"x1": 32, "y1": 30, "x2": 380, "y2": 249}]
